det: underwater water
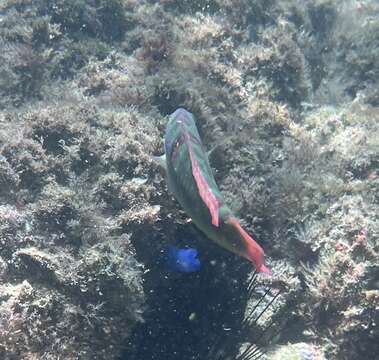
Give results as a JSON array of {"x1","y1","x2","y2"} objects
[{"x1": 0, "y1": 1, "x2": 378, "y2": 360}]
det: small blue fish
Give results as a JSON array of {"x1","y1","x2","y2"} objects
[{"x1": 164, "y1": 245, "x2": 201, "y2": 273}]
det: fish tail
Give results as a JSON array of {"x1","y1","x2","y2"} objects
[{"x1": 228, "y1": 218, "x2": 271, "y2": 275}]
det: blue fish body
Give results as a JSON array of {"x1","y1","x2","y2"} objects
[{"x1": 164, "y1": 245, "x2": 201, "y2": 273}]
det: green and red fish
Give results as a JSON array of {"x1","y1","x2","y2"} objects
[{"x1": 158, "y1": 108, "x2": 270, "y2": 274}]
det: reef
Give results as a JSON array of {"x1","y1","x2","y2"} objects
[{"x1": 0, "y1": 0, "x2": 378, "y2": 359}]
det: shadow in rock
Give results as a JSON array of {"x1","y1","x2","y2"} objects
[{"x1": 121, "y1": 238, "x2": 253, "y2": 360}]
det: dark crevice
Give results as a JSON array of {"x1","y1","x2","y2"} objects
[{"x1": 122, "y1": 229, "x2": 254, "y2": 360}]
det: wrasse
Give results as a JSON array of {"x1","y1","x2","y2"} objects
[{"x1": 156, "y1": 108, "x2": 270, "y2": 274}]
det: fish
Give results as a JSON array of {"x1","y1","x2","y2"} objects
[
  {"x1": 164, "y1": 245, "x2": 201, "y2": 273},
  {"x1": 156, "y1": 108, "x2": 271, "y2": 274}
]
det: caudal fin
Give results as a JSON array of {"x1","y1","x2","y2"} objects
[{"x1": 228, "y1": 217, "x2": 271, "y2": 275}]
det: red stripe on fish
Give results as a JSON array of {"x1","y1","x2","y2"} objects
[
  {"x1": 189, "y1": 148, "x2": 220, "y2": 226},
  {"x1": 179, "y1": 122, "x2": 220, "y2": 227}
]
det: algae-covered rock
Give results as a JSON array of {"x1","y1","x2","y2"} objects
[{"x1": 0, "y1": 102, "x2": 156, "y2": 358}]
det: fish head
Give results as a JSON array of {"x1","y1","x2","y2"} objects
[{"x1": 165, "y1": 108, "x2": 195, "y2": 158}]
